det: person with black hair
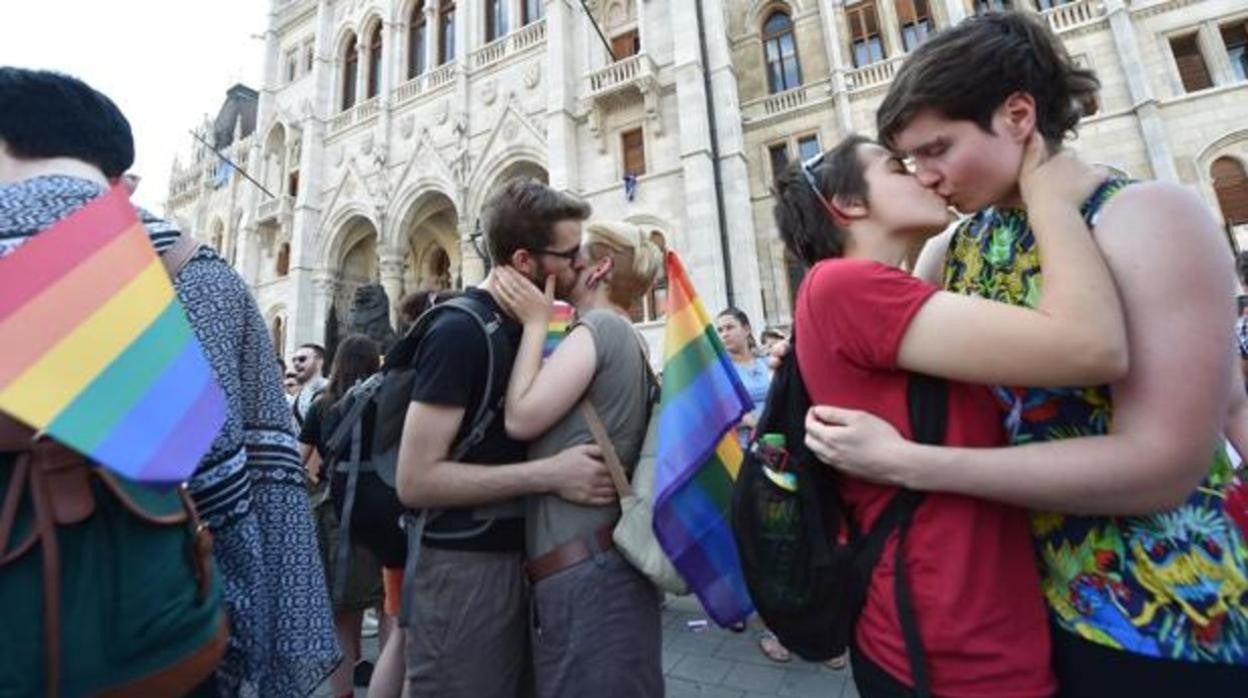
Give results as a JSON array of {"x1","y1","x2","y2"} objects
[
  {"x1": 299, "y1": 334, "x2": 387, "y2": 698},
  {"x1": 0, "y1": 67, "x2": 338, "y2": 696},
  {"x1": 802, "y1": 10, "x2": 1248, "y2": 695},
  {"x1": 771, "y1": 123, "x2": 1127, "y2": 696}
]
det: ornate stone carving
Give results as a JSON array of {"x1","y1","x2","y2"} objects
[
  {"x1": 348, "y1": 283, "x2": 397, "y2": 351},
  {"x1": 502, "y1": 118, "x2": 520, "y2": 142},
  {"x1": 524, "y1": 61, "x2": 541, "y2": 90},
  {"x1": 400, "y1": 115, "x2": 415, "y2": 140},
  {"x1": 360, "y1": 132, "x2": 374, "y2": 155},
  {"x1": 481, "y1": 79, "x2": 498, "y2": 105},
  {"x1": 435, "y1": 99, "x2": 450, "y2": 125}
]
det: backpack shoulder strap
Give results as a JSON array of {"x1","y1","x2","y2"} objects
[
  {"x1": 578, "y1": 401, "x2": 634, "y2": 497},
  {"x1": 403, "y1": 295, "x2": 507, "y2": 461},
  {"x1": 159, "y1": 233, "x2": 202, "y2": 280}
]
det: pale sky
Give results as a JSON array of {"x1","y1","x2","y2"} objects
[{"x1": 1, "y1": 1, "x2": 269, "y2": 211}]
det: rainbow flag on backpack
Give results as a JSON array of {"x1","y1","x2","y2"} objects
[
  {"x1": 652, "y1": 251, "x2": 755, "y2": 626},
  {"x1": 0, "y1": 186, "x2": 225, "y2": 485}
]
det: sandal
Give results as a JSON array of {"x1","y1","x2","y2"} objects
[{"x1": 758, "y1": 630, "x2": 792, "y2": 663}]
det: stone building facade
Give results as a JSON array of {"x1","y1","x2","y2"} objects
[{"x1": 165, "y1": 0, "x2": 1248, "y2": 358}]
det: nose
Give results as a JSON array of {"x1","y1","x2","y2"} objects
[{"x1": 915, "y1": 168, "x2": 942, "y2": 189}]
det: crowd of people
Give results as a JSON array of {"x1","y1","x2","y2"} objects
[{"x1": 2, "y1": 8, "x2": 1247, "y2": 698}]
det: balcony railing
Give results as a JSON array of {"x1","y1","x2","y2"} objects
[
  {"x1": 394, "y1": 74, "x2": 425, "y2": 103},
  {"x1": 329, "y1": 96, "x2": 380, "y2": 135},
  {"x1": 846, "y1": 55, "x2": 905, "y2": 92},
  {"x1": 470, "y1": 19, "x2": 547, "y2": 71},
  {"x1": 586, "y1": 53, "x2": 656, "y2": 98},
  {"x1": 427, "y1": 63, "x2": 456, "y2": 89},
  {"x1": 1042, "y1": 0, "x2": 1103, "y2": 34},
  {"x1": 473, "y1": 36, "x2": 509, "y2": 68},
  {"x1": 256, "y1": 195, "x2": 293, "y2": 224},
  {"x1": 764, "y1": 86, "x2": 808, "y2": 116},
  {"x1": 512, "y1": 19, "x2": 546, "y2": 52}
]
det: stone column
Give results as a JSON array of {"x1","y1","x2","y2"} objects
[
  {"x1": 309, "y1": 272, "x2": 340, "y2": 353},
  {"x1": 669, "y1": 0, "x2": 764, "y2": 324},
  {"x1": 425, "y1": 4, "x2": 440, "y2": 70},
  {"x1": 943, "y1": 0, "x2": 968, "y2": 25},
  {"x1": 459, "y1": 218, "x2": 487, "y2": 286},
  {"x1": 545, "y1": 0, "x2": 580, "y2": 191},
  {"x1": 456, "y1": 0, "x2": 470, "y2": 64},
  {"x1": 818, "y1": 0, "x2": 854, "y2": 135},
  {"x1": 355, "y1": 43, "x2": 369, "y2": 103},
  {"x1": 875, "y1": 0, "x2": 903, "y2": 59},
  {"x1": 1198, "y1": 21, "x2": 1236, "y2": 86},
  {"x1": 378, "y1": 250, "x2": 406, "y2": 326},
  {"x1": 1103, "y1": 0, "x2": 1178, "y2": 181}
]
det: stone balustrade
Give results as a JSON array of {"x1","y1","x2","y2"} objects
[{"x1": 1042, "y1": 0, "x2": 1104, "y2": 34}]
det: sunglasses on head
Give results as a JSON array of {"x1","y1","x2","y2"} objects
[{"x1": 799, "y1": 152, "x2": 851, "y2": 228}]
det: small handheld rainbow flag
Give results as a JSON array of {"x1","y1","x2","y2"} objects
[
  {"x1": 0, "y1": 186, "x2": 226, "y2": 485},
  {"x1": 543, "y1": 301, "x2": 575, "y2": 359},
  {"x1": 652, "y1": 251, "x2": 755, "y2": 627}
]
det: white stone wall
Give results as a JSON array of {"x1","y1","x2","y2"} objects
[{"x1": 166, "y1": 0, "x2": 1248, "y2": 356}]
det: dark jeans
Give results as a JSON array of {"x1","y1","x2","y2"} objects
[{"x1": 1053, "y1": 627, "x2": 1248, "y2": 698}]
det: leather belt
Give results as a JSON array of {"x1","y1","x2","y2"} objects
[{"x1": 525, "y1": 524, "x2": 614, "y2": 584}]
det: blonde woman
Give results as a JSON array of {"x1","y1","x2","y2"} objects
[{"x1": 493, "y1": 220, "x2": 664, "y2": 698}]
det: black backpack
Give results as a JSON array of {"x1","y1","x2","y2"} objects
[
  {"x1": 731, "y1": 326, "x2": 946, "y2": 698},
  {"x1": 319, "y1": 294, "x2": 516, "y2": 602}
]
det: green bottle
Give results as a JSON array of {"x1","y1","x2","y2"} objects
[{"x1": 759, "y1": 433, "x2": 797, "y2": 492}]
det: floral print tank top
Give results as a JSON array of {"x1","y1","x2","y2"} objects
[{"x1": 943, "y1": 180, "x2": 1248, "y2": 663}]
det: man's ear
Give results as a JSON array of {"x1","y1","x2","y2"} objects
[
  {"x1": 509, "y1": 249, "x2": 535, "y2": 277},
  {"x1": 998, "y1": 92, "x2": 1038, "y2": 143}
]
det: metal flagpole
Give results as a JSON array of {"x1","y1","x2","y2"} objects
[
  {"x1": 188, "y1": 130, "x2": 277, "y2": 200},
  {"x1": 577, "y1": 0, "x2": 617, "y2": 62}
]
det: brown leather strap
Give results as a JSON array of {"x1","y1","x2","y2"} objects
[
  {"x1": 96, "y1": 613, "x2": 228, "y2": 698},
  {"x1": 525, "y1": 524, "x2": 614, "y2": 584},
  {"x1": 28, "y1": 455, "x2": 61, "y2": 698},
  {"x1": 0, "y1": 456, "x2": 29, "y2": 563},
  {"x1": 159, "y1": 233, "x2": 202, "y2": 280},
  {"x1": 578, "y1": 401, "x2": 633, "y2": 498}
]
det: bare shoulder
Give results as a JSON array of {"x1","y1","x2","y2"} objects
[{"x1": 1097, "y1": 181, "x2": 1217, "y2": 239}]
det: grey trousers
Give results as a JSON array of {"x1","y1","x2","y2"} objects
[
  {"x1": 531, "y1": 548, "x2": 663, "y2": 698},
  {"x1": 404, "y1": 547, "x2": 530, "y2": 697}
]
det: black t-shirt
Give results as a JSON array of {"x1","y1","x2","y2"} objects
[
  {"x1": 408, "y1": 288, "x2": 526, "y2": 552},
  {"x1": 299, "y1": 392, "x2": 377, "y2": 464}
]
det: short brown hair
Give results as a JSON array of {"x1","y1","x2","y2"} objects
[
  {"x1": 877, "y1": 11, "x2": 1099, "y2": 148},
  {"x1": 480, "y1": 178, "x2": 591, "y2": 266}
]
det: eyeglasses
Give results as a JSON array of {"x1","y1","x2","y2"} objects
[
  {"x1": 292, "y1": 355, "x2": 309, "y2": 364},
  {"x1": 800, "y1": 152, "x2": 851, "y2": 227},
  {"x1": 534, "y1": 245, "x2": 580, "y2": 263}
]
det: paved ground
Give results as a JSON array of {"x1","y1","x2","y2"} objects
[{"x1": 323, "y1": 595, "x2": 856, "y2": 697}]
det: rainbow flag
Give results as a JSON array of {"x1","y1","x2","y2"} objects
[
  {"x1": 543, "y1": 301, "x2": 575, "y2": 359},
  {"x1": 652, "y1": 251, "x2": 755, "y2": 627},
  {"x1": 0, "y1": 186, "x2": 226, "y2": 485}
]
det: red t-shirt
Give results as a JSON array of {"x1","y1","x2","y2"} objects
[{"x1": 795, "y1": 259, "x2": 1054, "y2": 698}]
